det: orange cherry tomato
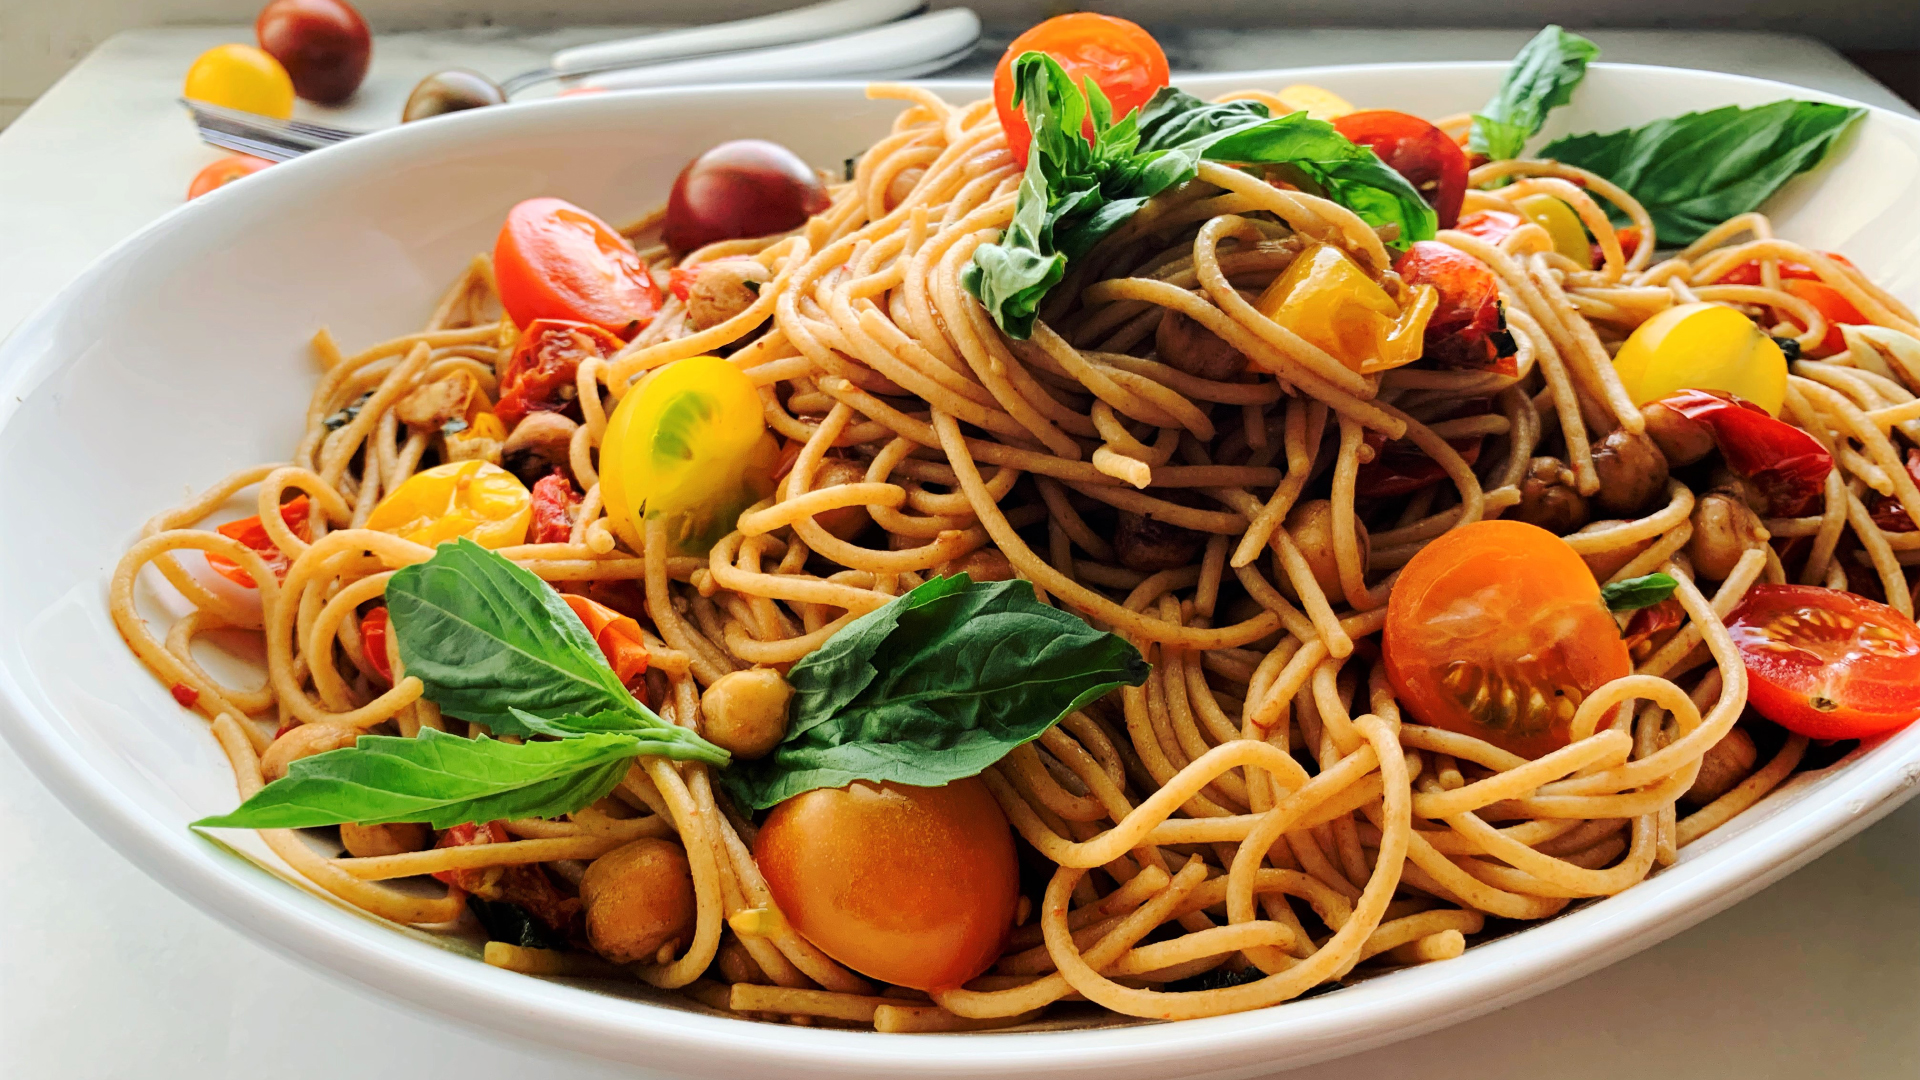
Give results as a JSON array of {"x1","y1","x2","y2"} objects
[
  {"x1": 561, "y1": 592, "x2": 651, "y2": 690},
  {"x1": 1332, "y1": 110, "x2": 1469, "y2": 229},
  {"x1": 1782, "y1": 279, "x2": 1867, "y2": 356},
  {"x1": 360, "y1": 605, "x2": 392, "y2": 682},
  {"x1": 1727, "y1": 584, "x2": 1920, "y2": 740},
  {"x1": 187, "y1": 154, "x2": 273, "y2": 199},
  {"x1": 492, "y1": 198, "x2": 663, "y2": 340},
  {"x1": 206, "y1": 495, "x2": 311, "y2": 587},
  {"x1": 992, "y1": 13, "x2": 1169, "y2": 168},
  {"x1": 1384, "y1": 520, "x2": 1631, "y2": 759},
  {"x1": 755, "y1": 777, "x2": 1019, "y2": 991}
]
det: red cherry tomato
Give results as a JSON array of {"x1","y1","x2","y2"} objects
[
  {"x1": 527, "y1": 470, "x2": 580, "y2": 544},
  {"x1": 755, "y1": 777, "x2": 1019, "y2": 991},
  {"x1": 205, "y1": 496, "x2": 311, "y2": 587},
  {"x1": 493, "y1": 198, "x2": 663, "y2": 339},
  {"x1": 1727, "y1": 584, "x2": 1920, "y2": 740},
  {"x1": 1333, "y1": 111, "x2": 1469, "y2": 229},
  {"x1": 1455, "y1": 208, "x2": 1524, "y2": 245},
  {"x1": 1782, "y1": 279, "x2": 1867, "y2": 356},
  {"x1": 256, "y1": 0, "x2": 371, "y2": 104},
  {"x1": 187, "y1": 154, "x2": 273, "y2": 199},
  {"x1": 1394, "y1": 241, "x2": 1512, "y2": 375},
  {"x1": 1713, "y1": 251, "x2": 1857, "y2": 287},
  {"x1": 662, "y1": 140, "x2": 829, "y2": 252},
  {"x1": 991, "y1": 13, "x2": 1170, "y2": 168},
  {"x1": 360, "y1": 605, "x2": 392, "y2": 682}
]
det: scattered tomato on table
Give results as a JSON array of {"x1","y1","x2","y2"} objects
[
  {"x1": 183, "y1": 43, "x2": 296, "y2": 119},
  {"x1": 255, "y1": 0, "x2": 371, "y2": 105},
  {"x1": 402, "y1": 69, "x2": 506, "y2": 122},
  {"x1": 187, "y1": 154, "x2": 274, "y2": 199}
]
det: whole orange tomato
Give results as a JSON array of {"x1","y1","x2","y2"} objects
[{"x1": 991, "y1": 13, "x2": 1169, "y2": 168}]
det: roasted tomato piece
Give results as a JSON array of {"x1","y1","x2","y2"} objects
[{"x1": 497, "y1": 319, "x2": 622, "y2": 429}]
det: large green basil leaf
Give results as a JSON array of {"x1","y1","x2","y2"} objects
[
  {"x1": 721, "y1": 575, "x2": 1150, "y2": 810},
  {"x1": 1540, "y1": 100, "x2": 1865, "y2": 245},
  {"x1": 193, "y1": 728, "x2": 643, "y2": 829},
  {"x1": 1469, "y1": 26, "x2": 1600, "y2": 161}
]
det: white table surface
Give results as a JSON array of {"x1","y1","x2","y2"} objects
[{"x1": 1, "y1": 25, "x2": 1917, "y2": 1080}]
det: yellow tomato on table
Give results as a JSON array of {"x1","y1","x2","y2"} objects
[
  {"x1": 600, "y1": 356, "x2": 778, "y2": 554},
  {"x1": 183, "y1": 44, "x2": 296, "y2": 120},
  {"x1": 1255, "y1": 243, "x2": 1436, "y2": 374},
  {"x1": 366, "y1": 461, "x2": 531, "y2": 549},
  {"x1": 1611, "y1": 302, "x2": 1787, "y2": 416}
]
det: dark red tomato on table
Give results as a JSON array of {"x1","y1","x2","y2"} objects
[
  {"x1": 255, "y1": 0, "x2": 371, "y2": 105},
  {"x1": 1333, "y1": 110, "x2": 1469, "y2": 229},
  {"x1": 206, "y1": 495, "x2": 311, "y2": 587},
  {"x1": 755, "y1": 777, "x2": 1020, "y2": 991},
  {"x1": 187, "y1": 154, "x2": 273, "y2": 199},
  {"x1": 991, "y1": 13, "x2": 1170, "y2": 168},
  {"x1": 662, "y1": 140, "x2": 830, "y2": 252},
  {"x1": 1727, "y1": 584, "x2": 1920, "y2": 740},
  {"x1": 493, "y1": 198, "x2": 663, "y2": 339},
  {"x1": 495, "y1": 319, "x2": 622, "y2": 427}
]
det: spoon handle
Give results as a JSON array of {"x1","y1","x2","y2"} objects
[{"x1": 578, "y1": 9, "x2": 980, "y2": 92}]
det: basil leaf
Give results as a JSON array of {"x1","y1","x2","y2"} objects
[
  {"x1": 1600, "y1": 572, "x2": 1679, "y2": 612},
  {"x1": 1469, "y1": 26, "x2": 1600, "y2": 161},
  {"x1": 468, "y1": 897, "x2": 568, "y2": 950},
  {"x1": 1540, "y1": 100, "x2": 1865, "y2": 245},
  {"x1": 721, "y1": 575, "x2": 1150, "y2": 810},
  {"x1": 193, "y1": 728, "x2": 642, "y2": 829},
  {"x1": 387, "y1": 539, "x2": 725, "y2": 765}
]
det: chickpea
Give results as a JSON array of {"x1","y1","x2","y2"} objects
[
  {"x1": 1154, "y1": 310, "x2": 1247, "y2": 381},
  {"x1": 1572, "y1": 520, "x2": 1651, "y2": 582},
  {"x1": 1683, "y1": 725, "x2": 1759, "y2": 806},
  {"x1": 807, "y1": 457, "x2": 872, "y2": 542},
  {"x1": 501, "y1": 411, "x2": 579, "y2": 488},
  {"x1": 1640, "y1": 399, "x2": 1715, "y2": 468},
  {"x1": 1590, "y1": 428, "x2": 1670, "y2": 518},
  {"x1": 1114, "y1": 510, "x2": 1204, "y2": 573},
  {"x1": 701, "y1": 668, "x2": 793, "y2": 759},
  {"x1": 260, "y1": 722, "x2": 360, "y2": 782},
  {"x1": 938, "y1": 548, "x2": 1016, "y2": 582},
  {"x1": 1278, "y1": 499, "x2": 1366, "y2": 600},
  {"x1": 1688, "y1": 489, "x2": 1769, "y2": 580},
  {"x1": 716, "y1": 934, "x2": 769, "y2": 985},
  {"x1": 686, "y1": 259, "x2": 770, "y2": 331},
  {"x1": 1511, "y1": 456, "x2": 1590, "y2": 534},
  {"x1": 580, "y1": 838, "x2": 697, "y2": 964},
  {"x1": 339, "y1": 821, "x2": 432, "y2": 858}
]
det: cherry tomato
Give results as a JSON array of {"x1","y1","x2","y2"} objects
[
  {"x1": 360, "y1": 605, "x2": 392, "y2": 682},
  {"x1": 496, "y1": 319, "x2": 622, "y2": 428},
  {"x1": 1782, "y1": 279, "x2": 1867, "y2": 356},
  {"x1": 1455, "y1": 209, "x2": 1525, "y2": 245},
  {"x1": 206, "y1": 495, "x2": 311, "y2": 588},
  {"x1": 1332, "y1": 110, "x2": 1469, "y2": 229},
  {"x1": 1728, "y1": 584, "x2": 1920, "y2": 740},
  {"x1": 365, "y1": 460, "x2": 532, "y2": 549},
  {"x1": 402, "y1": 69, "x2": 505, "y2": 122},
  {"x1": 1385, "y1": 520, "x2": 1631, "y2": 759},
  {"x1": 255, "y1": 0, "x2": 370, "y2": 105},
  {"x1": 599, "y1": 355, "x2": 778, "y2": 555},
  {"x1": 992, "y1": 13, "x2": 1170, "y2": 168},
  {"x1": 561, "y1": 593, "x2": 651, "y2": 689},
  {"x1": 1255, "y1": 243, "x2": 1436, "y2": 374},
  {"x1": 183, "y1": 43, "x2": 295, "y2": 119},
  {"x1": 1394, "y1": 241, "x2": 1513, "y2": 375},
  {"x1": 1512, "y1": 193, "x2": 1591, "y2": 269},
  {"x1": 1612, "y1": 302, "x2": 1787, "y2": 416},
  {"x1": 187, "y1": 154, "x2": 273, "y2": 199},
  {"x1": 1271, "y1": 83, "x2": 1355, "y2": 121},
  {"x1": 493, "y1": 198, "x2": 663, "y2": 339},
  {"x1": 755, "y1": 777, "x2": 1019, "y2": 991},
  {"x1": 662, "y1": 140, "x2": 830, "y2": 252},
  {"x1": 1712, "y1": 251, "x2": 1857, "y2": 287},
  {"x1": 528, "y1": 471, "x2": 580, "y2": 545}
]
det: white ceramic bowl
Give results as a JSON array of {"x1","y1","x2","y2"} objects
[{"x1": 2, "y1": 63, "x2": 1919, "y2": 1079}]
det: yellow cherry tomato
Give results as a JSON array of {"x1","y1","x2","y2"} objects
[
  {"x1": 1514, "y1": 194, "x2": 1592, "y2": 270},
  {"x1": 601, "y1": 355, "x2": 778, "y2": 554},
  {"x1": 442, "y1": 372, "x2": 508, "y2": 463},
  {"x1": 184, "y1": 44, "x2": 296, "y2": 120},
  {"x1": 1255, "y1": 243, "x2": 1436, "y2": 374},
  {"x1": 1273, "y1": 84, "x2": 1355, "y2": 121},
  {"x1": 1612, "y1": 302, "x2": 1787, "y2": 416},
  {"x1": 366, "y1": 461, "x2": 532, "y2": 549}
]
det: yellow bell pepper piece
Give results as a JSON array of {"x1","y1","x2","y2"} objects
[{"x1": 1255, "y1": 243, "x2": 1437, "y2": 374}]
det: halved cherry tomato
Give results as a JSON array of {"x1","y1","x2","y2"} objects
[
  {"x1": 528, "y1": 471, "x2": 580, "y2": 545},
  {"x1": 1590, "y1": 224, "x2": 1642, "y2": 267},
  {"x1": 599, "y1": 355, "x2": 778, "y2": 554},
  {"x1": 1512, "y1": 193, "x2": 1591, "y2": 269},
  {"x1": 493, "y1": 198, "x2": 663, "y2": 340},
  {"x1": 992, "y1": 13, "x2": 1170, "y2": 168},
  {"x1": 755, "y1": 777, "x2": 1019, "y2": 991},
  {"x1": 1870, "y1": 449, "x2": 1920, "y2": 533},
  {"x1": 360, "y1": 605, "x2": 392, "y2": 682},
  {"x1": 1332, "y1": 110, "x2": 1469, "y2": 229},
  {"x1": 1612, "y1": 302, "x2": 1787, "y2": 416},
  {"x1": 1646, "y1": 389, "x2": 1831, "y2": 517},
  {"x1": 1394, "y1": 241, "x2": 1514, "y2": 375},
  {"x1": 561, "y1": 593, "x2": 650, "y2": 690},
  {"x1": 1255, "y1": 243, "x2": 1436, "y2": 374},
  {"x1": 1712, "y1": 251, "x2": 1857, "y2": 287},
  {"x1": 365, "y1": 460, "x2": 532, "y2": 549},
  {"x1": 1782, "y1": 279, "x2": 1867, "y2": 356},
  {"x1": 1455, "y1": 209, "x2": 1525, "y2": 245},
  {"x1": 207, "y1": 495, "x2": 311, "y2": 587},
  {"x1": 496, "y1": 319, "x2": 622, "y2": 429},
  {"x1": 1385, "y1": 520, "x2": 1631, "y2": 759},
  {"x1": 1728, "y1": 584, "x2": 1920, "y2": 740},
  {"x1": 187, "y1": 154, "x2": 273, "y2": 199}
]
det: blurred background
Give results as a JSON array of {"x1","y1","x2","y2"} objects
[{"x1": 8, "y1": 0, "x2": 1920, "y2": 129}]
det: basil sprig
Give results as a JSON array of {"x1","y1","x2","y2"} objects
[
  {"x1": 964, "y1": 51, "x2": 1435, "y2": 338},
  {"x1": 1541, "y1": 100, "x2": 1865, "y2": 245},
  {"x1": 1600, "y1": 572, "x2": 1679, "y2": 612},
  {"x1": 721, "y1": 574, "x2": 1149, "y2": 810},
  {"x1": 1469, "y1": 26, "x2": 1600, "y2": 161}
]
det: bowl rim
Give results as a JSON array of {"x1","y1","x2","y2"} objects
[{"x1": 2, "y1": 59, "x2": 1920, "y2": 1077}]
